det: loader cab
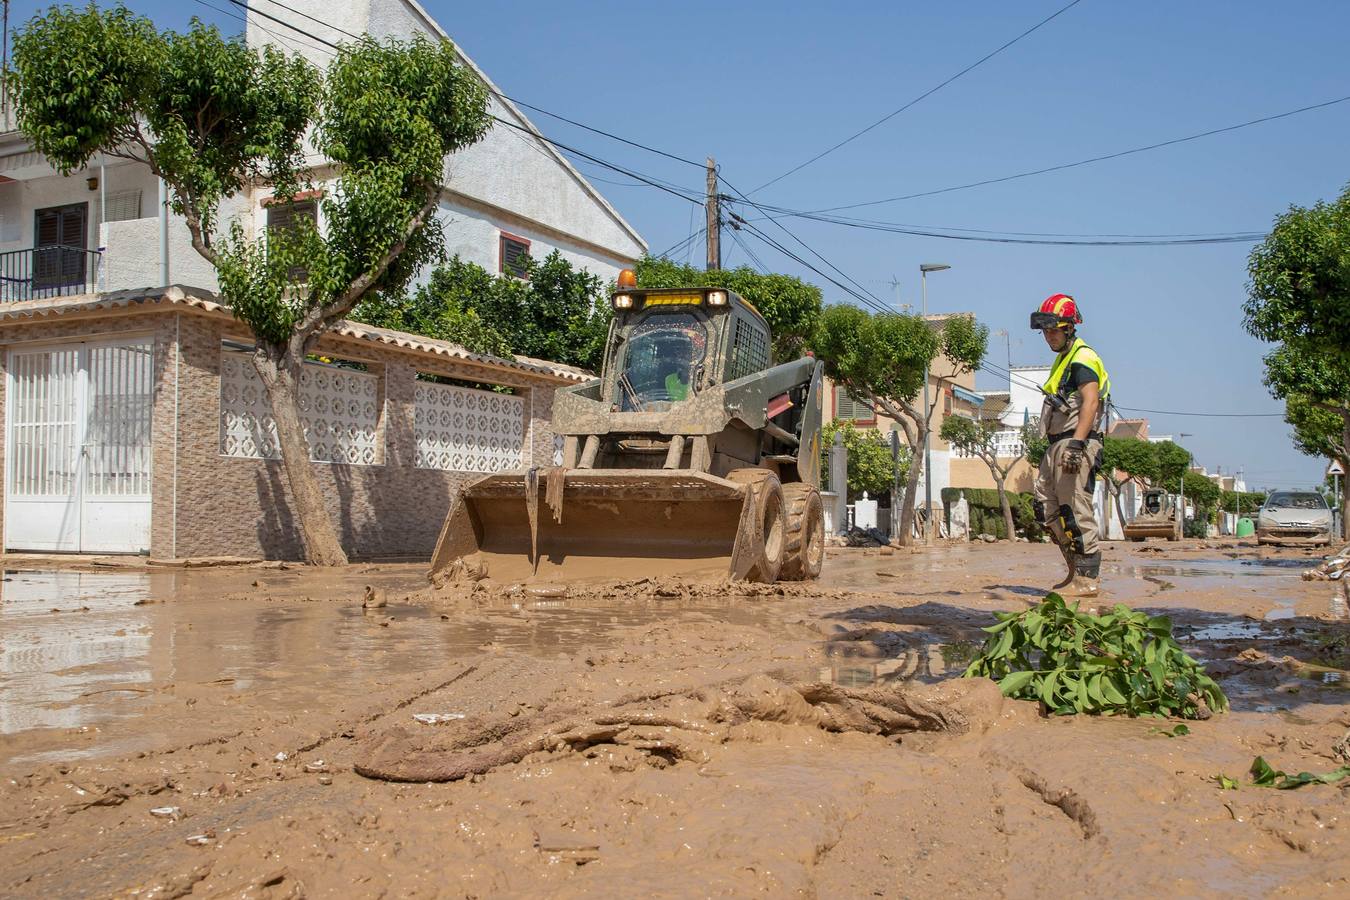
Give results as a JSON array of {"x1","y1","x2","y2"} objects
[{"x1": 605, "y1": 286, "x2": 771, "y2": 412}]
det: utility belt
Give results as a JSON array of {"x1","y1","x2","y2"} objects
[{"x1": 1047, "y1": 430, "x2": 1103, "y2": 445}]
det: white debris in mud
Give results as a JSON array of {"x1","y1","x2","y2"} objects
[
  {"x1": 413, "y1": 713, "x2": 467, "y2": 725},
  {"x1": 1302, "y1": 544, "x2": 1350, "y2": 581},
  {"x1": 149, "y1": 806, "x2": 181, "y2": 820}
]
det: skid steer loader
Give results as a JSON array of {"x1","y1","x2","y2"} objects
[{"x1": 429, "y1": 276, "x2": 827, "y2": 585}]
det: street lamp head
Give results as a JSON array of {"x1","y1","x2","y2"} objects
[{"x1": 920, "y1": 263, "x2": 951, "y2": 273}]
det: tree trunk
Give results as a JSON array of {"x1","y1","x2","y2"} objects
[
  {"x1": 1110, "y1": 480, "x2": 1126, "y2": 534},
  {"x1": 897, "y1": 420, "x2": 926, "y2": 547},
  {"x1": 993, "y1": 471, "x2": 1015, "y2": 541},
  {"x1": 252, "y1": 348, "x2": 349, "y2": 566},
  {"x1": 1342, "y1": 416, "x2": 1350, "y2": 541}
]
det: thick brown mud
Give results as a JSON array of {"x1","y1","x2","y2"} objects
[{"x1": 1, "y1": 540, "x2": 1347, "y2": 897}]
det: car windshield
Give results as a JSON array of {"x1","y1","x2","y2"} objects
[
  {"x1": 616, "y1": 312, "x2": 707, "y2": 411},
  {"x1": 1266, "y1": 492, "x2": 1327, "y2": 510}
]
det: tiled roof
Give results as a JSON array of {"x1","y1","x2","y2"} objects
[{"x1": 0, "y1": 286, "x2": 592, "y2": 383}]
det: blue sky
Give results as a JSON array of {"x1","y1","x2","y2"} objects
[{"x1": 10, "y1": 0, "x2": 1348, "y2": 490}]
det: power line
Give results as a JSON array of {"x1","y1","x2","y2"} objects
[
  {"x1": 210, "y1": 2, "x2": 1288, "y2": 250},
  {"x1": 248, "y1": 0, "x2": 708, "y2": 172},
  {"x1": 784, "y1": 92, "x2": 1350, "y2": 215},
  {"x1": 745, "y1": 202, "x2": 1266, "y2": 246},
  {"x1": 979, "y1": 359, "x2": 1285, "y2": 418},
  {"x1": 238, "y1": 0, "x2": 359, "y2": 41},
  {"x1": 198, "y1": 0, "x2": 330, "y2": 55},
  {"x1": 749, "y1": 0, "x2": 1086, "y2": 194},
  {"x1": 488, "y1": 115, "x2": 703, "y2": 205},
  {"x1": 1112, "y1": 404, "x2": 1284, "y2": 419}
]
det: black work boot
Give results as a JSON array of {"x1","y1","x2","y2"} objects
[{"x1": 1065, "y1": 551, "x2": 1102, "y2": 606}]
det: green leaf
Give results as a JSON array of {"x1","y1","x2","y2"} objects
[
  {"x1": 1249, "y1": 756, "x2": 1279, "y2": 786},
  {"x1": 1248, "y1": 756, "x2": 1350, "y2": 789},
  {"x1": 1214, "y1": 774, "x2": 1240, "y2": 790},
  {"x1": 997, "y1": 670, "x2": 1037, "y2": 697},
  {"x1": 1038, "y1": 669, "x2": 1061, "y2": 707}
]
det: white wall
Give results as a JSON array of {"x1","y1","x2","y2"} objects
[
  {"x1": 244, "y1": 0, "x2": 647, "y2": 275},
  {"x1": 0, "y1": 161, "x2": 156, "y2": 255},
  {"x1": 1001, "y1": 365, "x2": 1050, "y2": 427},
  {"x1": 433, "y1": 196, "x2": 630, "y2": 287}
]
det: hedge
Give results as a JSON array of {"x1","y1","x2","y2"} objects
[{"x1": 941, "y1": 487, "x2": 1045, "y2": 541}]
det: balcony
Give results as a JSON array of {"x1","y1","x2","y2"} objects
[{"x1": 0, "y1": 245, "x2": 103, "y2": 302}]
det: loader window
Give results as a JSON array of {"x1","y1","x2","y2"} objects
[{"x1": 617, "y1": 312, "x2": 707, "y2": 410}]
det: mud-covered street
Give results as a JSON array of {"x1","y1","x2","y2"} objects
[{"x1": 2, "y1": 541, "x2": 1347, "y2": 898}]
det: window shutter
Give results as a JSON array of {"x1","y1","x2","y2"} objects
[
  {"x1": 500, "y1": 234, "x2": 530, "y2": 278},
  {"x1": 103, "y1": 190, "x2": 143, "y2": 223},
  {"x1": 36, "y1": 210, "x2": 61, "y2": 247},
  {"x1": 60, "y1": 207, "x2": 86, "y2": 248},
  {"x1": 267, "y1": 201, "x2": 317, "y2": 282},
  {"x1": 836, "y1": 388, "x2": 871, "y2": 422}
]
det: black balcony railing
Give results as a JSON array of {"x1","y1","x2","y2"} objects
[{"x1": 0, "y1": 245, "x2": 102, "y2": 302}]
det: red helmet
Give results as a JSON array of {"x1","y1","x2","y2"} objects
[{"x1": 1029, "y1": 293, "x2": 1081, "y2": 330}]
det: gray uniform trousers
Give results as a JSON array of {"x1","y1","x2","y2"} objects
[{"x1": 1034, "y1": 437, "x2": 1102, "y2": 558}]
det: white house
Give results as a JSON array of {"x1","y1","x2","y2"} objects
[
  {"x1": 0, "y1": 0, "x2": 646, "y2": 303},
  {"x1": 0, "y1": 0, "x2": 648, "y2": 559}
]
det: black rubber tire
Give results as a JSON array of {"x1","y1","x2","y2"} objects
[
  {"x1": 727, "y1": 469, "x2": 786, "y2": 583},
  {"x1": 781, "y1": 483, "x2": 825, "y2": 581}
]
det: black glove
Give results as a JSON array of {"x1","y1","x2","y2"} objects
[{"x1": 1062, "y1": 438, "x2": 1086, "y2": 474}]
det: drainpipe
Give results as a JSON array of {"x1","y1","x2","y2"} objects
[
  {"x1": 99, "y1": 157, "x2": 106, "y2": 291},
  {"x1": 158, "y1": 177, "x2": 169, "y2": 287}
]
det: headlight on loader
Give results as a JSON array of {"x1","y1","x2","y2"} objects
[
  {"x1": 613, "y1": 293, "x2": 634, "y2": 309},
  {"x1": 707, "y1": 290, "x2": 727, "y2": 306}
]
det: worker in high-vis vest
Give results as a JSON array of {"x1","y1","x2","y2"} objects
[{"x1": 1030, "y1": 293, "x2": 1111, "y2": 600}]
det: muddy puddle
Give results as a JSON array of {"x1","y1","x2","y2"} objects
[{"x1": 0, "y1": 568, "x2": 826, "y2": 765}]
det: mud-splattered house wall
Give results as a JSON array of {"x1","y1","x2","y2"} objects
[{"x1": 0, "y1": 288, "x2": 583, "y2": 560}]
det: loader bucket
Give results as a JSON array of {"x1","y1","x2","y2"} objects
[{"x1": 429, "y1": 468, "x2": 758, "y2": 585}]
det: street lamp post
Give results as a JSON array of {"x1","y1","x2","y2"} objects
[
  {"x1": 1178, "y1": 433, "x2": 1193, "y2": 540},
  {"x1": 919, "y1": 263, "x2": 950, "y2": 543}
]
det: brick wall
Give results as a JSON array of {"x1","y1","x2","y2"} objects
[{"x1": 0, "y1": 304, "x2": 573, "y2": 560}]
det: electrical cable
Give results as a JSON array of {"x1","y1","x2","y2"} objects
[
  {"x1": 218, "y1": 1, "x2": 1285, "y2": 249},
  {"x1": 979, "y1": 358, "x2": 1285, "y2": 418},
  {"x1": 778, "y1": 92, "x2": 1350, "y2": 215},
  {"x1": 749, "y1": 0, "x2": 1086, "y2": 194},
  {"x1": 197, "y1": 0, "x2": 328, "y2": 56},
  {"x1": 248, "y1": 0, "x2": 709, "y2": 172}
]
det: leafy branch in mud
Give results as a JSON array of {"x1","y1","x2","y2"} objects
[
  {"x1": 1215, "y1": 757, "x2": 1350, "y2": 790},
  {"x1": 962, "y1": 593, "x2": 1228, "y2": 719}
]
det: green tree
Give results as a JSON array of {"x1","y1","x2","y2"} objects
[
  {"x1": 1244, "y1": 188, "x2": 1350, "y2": 538},
  {"x1": 633, "y1": 257, "x2": 822, "y2": 360},
  {"x1": 814, "y1": 305, "x2": 988, "y2": 545},
  {"x1": 1022, "y1": 422, "x2": 1049, "y2": 467},
  {"x1": 822, "y1": 420, "x2": 910, "y2": 500},
  {"x1": 939, "y1": 415, "x2": 1026, "y2": 541},
  {"x1": 1100, "y1": 436, "x2": 1159, "y2": 527},
  {"x1": 1154, "y1": 441, "x2": 1192, "y2": 489},
  {"x1": 355, "y1": 251, "x2": 610, "y2": 370},
  {"x1": 1244, "y1": 185, "x2": 1350, "y2": 364},
  {"x1": 11, "y1": 8, "x2": 490, "y2": 564}
]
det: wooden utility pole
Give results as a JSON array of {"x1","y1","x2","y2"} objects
[{"x1": 705, "y1": 157, "x2": 720, "y2": 271}]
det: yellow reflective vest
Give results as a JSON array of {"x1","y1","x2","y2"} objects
[{"x1": 1042, "y1": 337, "x2": 1110, "y2": 403}]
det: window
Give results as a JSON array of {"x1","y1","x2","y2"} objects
[
  {"x1": 103, "y1": 189, "x2": 143, "y2": 223},
  {"x1": 617, "y1": 311, "x2": 707, "y2": 410},
  {"x1": 834, "y1": 387, "x2": 874, "y2": 423},
  {"x1": 34, "y1": 203, "x2": 88, "y2": 290},
  {"x1": 500, "y1": 232, "x2": 530, "y2": 278},
  {"x1": 267, "y1": 199, "x2": 318, "y2": 283},
  {"x1": 728, "y1": 316, "x2": 769, "y2": 381}
]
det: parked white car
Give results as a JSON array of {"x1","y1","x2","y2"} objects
[{"x1": 1256, "y1": 491, "x2": 1333, "y2": 546}]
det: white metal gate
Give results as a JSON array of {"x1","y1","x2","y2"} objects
[{"x1": 5, "y1": 338, "x2": 154, "y2": 553}]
